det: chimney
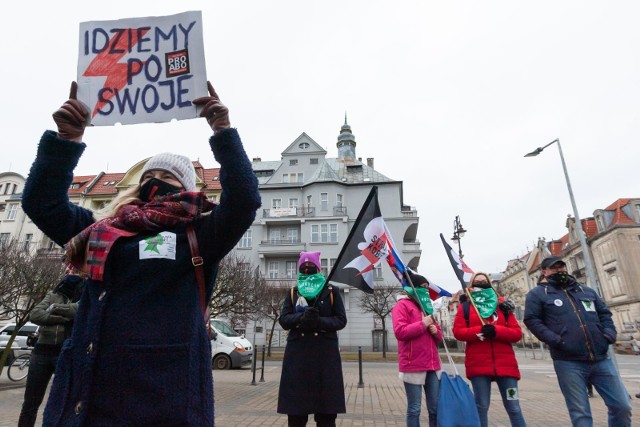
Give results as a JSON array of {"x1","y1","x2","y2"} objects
[
  {"x1": 548, "y1": 240, "x2": 564, "y2": 256},
  {"x1": 367, "y1": 158, "x2": 374, "y2": 168},
  {"x1": 252, "y1": 157, "x2": 261, "y2": 163}
]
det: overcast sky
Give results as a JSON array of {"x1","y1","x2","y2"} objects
[{"x1": 2, "y1": 1, "x2": 638, "y2": 294}]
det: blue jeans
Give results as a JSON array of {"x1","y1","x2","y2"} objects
[
  {"x1": 18, "y1": 351, "x2": 59, "y2": 427},
  {"x1": 470, "y1": 376, "x2": 526, "y2": 427},
  {"x1": 553, "y1": 358, "x2": 632, "y2": 427},
  {"x1": 403, "y1": 371, "x2": 440, "y2": 427}
]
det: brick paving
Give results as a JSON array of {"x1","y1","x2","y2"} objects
[{"x1": 0, "y1": 351, "x2": 638, "y2": 426}]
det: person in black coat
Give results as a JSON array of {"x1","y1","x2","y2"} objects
[{"x1": 277, "y1": 251, "x2": 347, "y2": 427}]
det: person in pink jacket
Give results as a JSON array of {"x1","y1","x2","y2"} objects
[{"x1": 392, "y1": 272, "x2": 443, "y2": 427}]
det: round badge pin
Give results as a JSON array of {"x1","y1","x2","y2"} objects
[{"x1": 554, "y1": 299, "x2": 563, "y2": 307}]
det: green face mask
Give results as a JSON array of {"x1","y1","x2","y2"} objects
[
  {"x1": 404, "y1": 286, "x2": 434, "y2": 315},
  {"x1": 297, "y1": 273, "x2": 326, "y2": 299},
  {"x1": 469, "y1": 287, "x2": 498, "y2": 318}
]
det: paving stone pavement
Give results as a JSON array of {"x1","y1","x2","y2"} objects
[{"x1": 0, "y1": 351, "x2": 638, "y2": 426}]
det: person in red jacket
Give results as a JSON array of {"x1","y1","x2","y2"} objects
[
  {"x1": 453, "y1": 272, "x2": 526, "y2": 427},
  {"x1": 392, "y1": 272, "x2": 443, "y2": 427}
]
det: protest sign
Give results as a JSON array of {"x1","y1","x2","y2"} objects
[{"x1": 77, "y1": 11, "x2": 207, "y2": 126}]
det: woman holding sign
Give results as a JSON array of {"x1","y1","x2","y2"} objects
[
  {"x1": 392, "y1": 271, "x2": 442, "y2": 427},
  {"x1": 21, "y1": 81, "x2": 261, "y2": 426},
  {"x1": 453, "y1": 272, "x2": 526, "y2": 427}
]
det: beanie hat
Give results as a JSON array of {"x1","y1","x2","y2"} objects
[
  {"x1": 298, "y1": 251, "x2": 321, "y2": 272},
  {"x1": 140, "y1": 152, "x2": 196, "y2": 191},
  {"x1": 407, "y1": 270, "x2": 429, "y2": 287},
  {"x1": 55, "y1": 274, "x2": 84, "y2": 301}
]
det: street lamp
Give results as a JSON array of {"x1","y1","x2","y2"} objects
[
  {"x1": 513, "y1": 258, "x2": 545, "y2": 359},
  {"x1": 451, "y1": 215, "x2": 467, "y2": 258},
  {"x1": 524, "y1": 139, "x2": 601, "y2": 296}
]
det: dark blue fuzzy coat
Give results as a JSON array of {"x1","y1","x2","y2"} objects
[
  {"x1": 22, "y1": 128, "x2": 260, "y2": 426},
  {"x1": 524, "y1": 277, "x2": 616, "y2": 362},
  {"x1": 277, "y1": 285, "x2": 347, "y2": 415}
]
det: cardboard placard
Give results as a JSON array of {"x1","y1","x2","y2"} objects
[{"x1": 77, "y1": 11, "x2": 207, "y2": 126}]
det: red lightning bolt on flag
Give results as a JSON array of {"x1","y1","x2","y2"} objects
[{"x1": 83, "y1": 28, "x2": 150, "y2": 118}]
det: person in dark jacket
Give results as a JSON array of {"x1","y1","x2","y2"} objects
[
  {"x1": 21, "y1": 82, "x2": 261, "y2": 426},
  {"x1": 18, "y1": 274, "x2": 84, "y2": 427},
  {"x1": 453, "y1": 272, "x2": 526, "y2": 427},
  {"x1": 277, "y1": 251, "x2": 347, "y2": 427},
  {"x1": 524, "y1": 256, "x2": 632, "y2": 427}
]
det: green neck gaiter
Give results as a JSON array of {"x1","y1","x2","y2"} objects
[
  {"x1": 404, "y1": 286, "x2": 434, "y2": 314},
  {"x1": 297, "y1": 273, "x2": 326, "y2": 299},
  {"x1": 469, "y1": 287, "x2": 498, "y2": 318}
]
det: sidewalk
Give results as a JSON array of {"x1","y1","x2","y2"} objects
[{"x1": 0, "y1": 350, "x2": 638, "y2": 426}]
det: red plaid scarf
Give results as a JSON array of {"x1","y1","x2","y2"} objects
[{"x1": 66, "y1": 192, "x2": 215, "y2": 281}]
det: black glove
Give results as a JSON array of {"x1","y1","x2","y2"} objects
[
  {"x1": 192, "y1": 81, "x2": 231, "y2": 133},
  {"x1": 300, "y1": 307, "x2": 320, "y2": 330},
  {"x1": 481, "y1": 324, "x2": 496, "y2": 339},
  {"x1": 458, "y1": 293, "x2": 468, "y2": 303},
  {"x1": 499, "y1": 300, "x2": 515, "y2": 318},
  {"x1": 52, "y1": 81, "x2": 90, "y2": 141}
]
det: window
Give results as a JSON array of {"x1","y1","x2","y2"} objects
[
  {"x1": 336, "y1": 194, "x2": 344, "y2": 207},
  {"x1": 320, "y1": 258, "x2": 336, "y2": 276},
  {"x1": 282, "y1": 173, "x2": 289, "y2": 183},
  {"x1": 289, "y1": 198, "x2": 299, "y2": 208},
  {"x1": 286, "y1": 228, "x2": 298, "y2": 243},
  {"x1": 238, "y1": 230, "x2": 252, "y2": 248},
  {"x1": 596, "y1": 215, "x2": 605, "y2": 231},
  {"x1": 289, "y1": 159, "x2": 298, "y2": 166},
  {"x1": 270, "y1": 229, "x2": 281, "y2": 243},
  {"x1": 272, "y1": 199, "x2": 282, "y2": 209},
  {"x1": 0, "y1": 233, "x2": 10, "y2": 248},
  {"x1": 239, "y1": 263, "x2": 250, "y2": 274},
  {"x1": 311, "y1": 223, "x2": 338, "y2": 243},
  {"x1": 606, "y1": 268, "x2": 623, "y2": 297},
  {"x1": 310, "y1": 158, "x2": 318, "y2": 165},
  {"x1": 298, "y1": 142, "x2": 309, "y2": 149},
  {"x1": 6, "y1": 204, "x2": 18, "y2": 220},
  {"x1": 209, "y1": 195, "x2": 218, "y2": 203},
  {"x1": 268, "y1": 262, "x2": 279, "y2": 279},
  {"x1": 23, "y1": 234, "x2": 33, "y2": 252},
  {"x1": 70, "y1": 183, "x2": 80, "y2": 190},
  {"x1": 635, "y1": 204, "x2": 640, "y2": 220},
  {"x1": 320, "y1": 193, "x2": 328, "y2": 211},
  {"x1": 286, "y1": 261, "x2": 297, "y2": 279},
  {"x1": 375, "y1": 264, "x2": 383, "y2": 280}
]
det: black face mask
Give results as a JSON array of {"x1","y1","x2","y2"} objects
[
  {"x1": 299, "y1": 264, "x2": 318, "y2": 275},
  {"x1": 139, "y1": 178, "x2": 181, "y2": 202},
  {"x1": 549, "y1": 271, "x2": 570, "y2": 286}
]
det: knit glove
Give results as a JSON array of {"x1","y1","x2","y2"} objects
[
  {"x1": 192, "y1": 81, "x2": 231, "y2": 133},
  {"x1": 481, "y1": 324, "x2": 496, "y2": 339},
  {"x1": 300, "y1": 307, "x2": 320, "y2": 330},
  {"x1": 52, "y1": 81, "x2": 90, "y2": 141},
  {"x1": 499, "y1": 300, "x2": 515, "y2": 318}
]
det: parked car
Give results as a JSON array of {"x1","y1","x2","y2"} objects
[
  {"x1": 0, "y1": 322, "x2": 39, "y2": 363},
  {"x1": 210, "y1": 319, "x2": 253, "y2": 370}
]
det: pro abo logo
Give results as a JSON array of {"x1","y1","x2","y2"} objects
[
  {"x1": 139, "y1": 232, "x2": 177, "y2": 260},
  {"x1": 582, "y1": 300, "x2": 596, "y2": 312}
]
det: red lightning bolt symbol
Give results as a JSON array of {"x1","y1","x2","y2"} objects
[{"x1": 83, "y1": 28, "x2": 150, "y2": 118}]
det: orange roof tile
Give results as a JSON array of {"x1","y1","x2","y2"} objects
[
  {"x1": 603, "y1": 198, "x2": 635, "y2": 226},
  {"x1": 69, "y1": 175, "x2": 96, "y2": 195},
  {"x1": 86, "y1": 173, "x2": 126, "y2": 196}
]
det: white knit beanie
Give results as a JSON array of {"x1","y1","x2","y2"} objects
[{"x1": 140, "y1": 152, "x2": 196, "y2": 191}]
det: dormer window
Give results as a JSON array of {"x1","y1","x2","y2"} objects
[{"x1": 298, "y1": 142, "x2": 309, "y2": 149}]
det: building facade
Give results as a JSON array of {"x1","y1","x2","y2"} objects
[{"x1": 1, "y1": 119, "x2": 421, "y2": 352}]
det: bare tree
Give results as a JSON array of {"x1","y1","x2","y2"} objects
[
  {"x1": 208, "y1": 252, "x2": 266, "y2": 329},
  {"x1": 495, "y1": 282, "x2": 525, "y2": 302},
  {"x1": 255, "y1": 281, "x2": 290, "y2": 356},
  {"x1": 0, "y1": 240, "x2": 65, "y2": 372},
  {"x1": 358, "y1": 285, "x2": 398, "y2": 359}
]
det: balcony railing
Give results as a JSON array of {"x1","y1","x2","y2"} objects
[
  {"x1": 260, "y1": 238, "x2": 302, "y2": 246},
  {"x1": 333, "y1": 206, "x2": 347, "y2": 216},
  {"x1": 262, "y1": 207, "x2": 316, "y2": 218}
]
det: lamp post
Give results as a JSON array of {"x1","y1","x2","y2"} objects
[
  {"x1": 524, "y1": 139, "x2": 600, "y2": 295},
  {"x1": 451, "y1": 215, "x2": 467, "y2": 258},
  {"x1": 514, "y1": 258, "x2": 545, "y2": 359}
]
